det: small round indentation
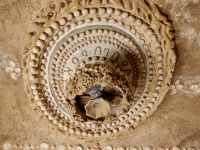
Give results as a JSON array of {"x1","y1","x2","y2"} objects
[{"x1": 93, "y1": 102, "x2": 101, "y2": 108}]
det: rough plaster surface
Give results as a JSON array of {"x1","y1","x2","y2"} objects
[{"x1": 0, "y1": 0, "x2": 200, "y2": 149}]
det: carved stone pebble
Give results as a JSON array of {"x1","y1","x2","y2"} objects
[
  {"x1": 57, "y1": 144, "x2": 67, "y2": 150},
  {"x1": 2, "y1": 143, "x2": 12, "y2": 150},
  {"x1": 76, "y1": 145, "x2": 84, "y2": 150},
  {"x1": 23, "y1": 0, "x2": 176, "y2": 140},
  {"x1": 105, "y1": 146, "x2": 113, "y2": 150},
  {"x1": 11, "y1": 72, "x2": 18, "y2": 80},
  {"x1": 39, "y1": 143, "x2": 49, "y2": 150}
]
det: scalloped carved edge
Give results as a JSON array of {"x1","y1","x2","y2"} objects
[
  {"x1": 0, "y1": 142, "x2": 198, "y2": 150},
  {"x1": 21, "y1": 0, "x2": 176, "y2": 141}
]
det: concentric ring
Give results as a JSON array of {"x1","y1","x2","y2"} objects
[{"x1": 23, "y1": 3, "x2": 176, "y2": 139}]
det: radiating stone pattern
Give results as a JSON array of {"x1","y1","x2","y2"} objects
[{"x1": 22, "y1": 0, "x2": 175, "y2": 140}]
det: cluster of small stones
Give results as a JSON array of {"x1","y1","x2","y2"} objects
[
  {"x1": 66, "y1": 57, "x2": 130, "y2": 97},
  {"x1": 65, "y1": 56, "x2": 131, "y2": 118},
  {"x1": 169, "y1": 79, "x2": 200, "y2": 95},
  {"x1": 1, "y1": 142, "x2": 198, "y2": 150},
  {"x1": 5, "y1": 61, "x2": 22, "y2": 80},
  {"x1": 23, "y1": 0, "x2": 176, "y2": 139},
  {"x1": 50, "y1": 28, "x2": 144, "y2": 106}
]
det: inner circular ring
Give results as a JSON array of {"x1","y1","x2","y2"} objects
[{"x1": 47, "y1": 25, "x2": 148, "y2": 116}]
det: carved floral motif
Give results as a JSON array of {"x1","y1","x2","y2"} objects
[{"x1": 5, "y1": 61, "x2": 22, "y2": 80}]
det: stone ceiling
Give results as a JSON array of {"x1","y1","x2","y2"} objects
[{"x1": 0, "y1": 0, "x2": 200, "y2": 149}]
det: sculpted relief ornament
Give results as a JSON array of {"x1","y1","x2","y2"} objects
[{"x1": 22, "y1": 0, "x2": 176, "y2": 140}]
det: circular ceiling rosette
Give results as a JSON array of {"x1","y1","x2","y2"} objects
[{"x1": 23, "y1": 0, "x2": 176, "y2": 139}]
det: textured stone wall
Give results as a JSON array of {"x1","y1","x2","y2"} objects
[{"x1": 0, "y1": 0, "x2": 200, "y2": 149}]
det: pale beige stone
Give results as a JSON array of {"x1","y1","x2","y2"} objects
[{"x1": 1, "y1": 0, "x2": 200, "y2": 149}]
